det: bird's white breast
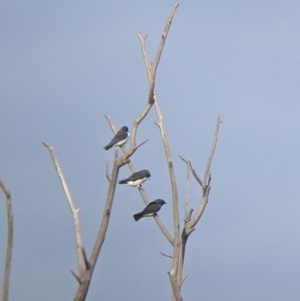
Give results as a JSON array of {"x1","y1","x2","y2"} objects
[{"x1": 126, "y1": 177, "x2": 147, "y2": 186}]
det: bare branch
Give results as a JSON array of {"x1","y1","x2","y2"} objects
[
  {"x1": 81, "y1": 247, "x2": 91, "y2": 270},
  {"x1": 180, "y1": 274, "x2": 188, "y2": 286},
  {"x1": 188, "y1": 161, "x2": 203, "y2": 187},
  {"x1": 178, "y1": 155, "x2": 188, "y2": 164},
  {"x1": 101, "y1": 5, "x2": 179, "y2": 300},
  {"x1": 0, "y1": 181, "x2": 13, "y2": 301},
  {"x1": 149, "y1": 3, "x2": 179, "y2": 100},
  {"x1": 136, "y1": 32, "x2": 150, "y2": 74},
  {"x1": 130, "y1": 5, "x2": 179, "y2": 150},
  {"x1": 202, "y1": 116, "x2": 222, "y2": 186},
  {"x1": 154, "y1": 88, "x2": 180, "y2": 285},
  {"x1": 123, "y1": 139, "x2": 149, "y2": 161},
  {"x1": 208, "y1": 172, "x2": 212, "y2": 186},
  {"x1": 70, "y1": 270, "x2": 82, "y2": 284},
  {"x1": 74, "y1": 156, "x2": 123, "y2": 300},
  {"x1": 153, "y1": 215, "x2": 174, "y2": 246},
  {"x1": 105, "y1": 116, "x2": 174, "y2": 246},
  {"x1": 188, "y1": 116, "x2": 222, "y2": 230},
  {"x1": 161, "y1": 251, "x2": 173, "y2": 259},
  {"x1": 42, "y1": 141, "x2": 85, "y2": 276},
  {"x1": 114, "y1": 148, "x2": 119, "y2": 160},
  {"x1": 105, "y1": 160, "x2": 111, "y2": 182},
  {"x1": 104, "y1": 115, "x2": 117, "y2": 133},
  {"x1": 89, "y1": 160, "x2": 120, "y2": 267},
  {"x1": 137, "y1": 2, "x2": 179, "y2": 88},
  {"x1": 137, "y1": 3, "x2": 181, "y2": 298},
  {"x1": 138, "y1": 31, "x2": 180, "y2": 241},
  {"x1": 104, "y1": 3, "x2": 178, "y2": 248},
  {"x1": 73, "y1": 132, "x2": 149, "y2": 300},
  {"x1": 179, "y1": 155, "x2": 191, "y2": 222}
]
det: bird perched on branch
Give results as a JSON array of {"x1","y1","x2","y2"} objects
[
  {"x1": 119, "y1": 170, "x2": 151, "y2": 188},
  {"x1": 103, "y1": 126, "x2": 129, "y2": 150},
  {"x1": 133, "y1": 199, "x2": 166, "y2": 221}
]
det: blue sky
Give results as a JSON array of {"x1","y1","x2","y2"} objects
[{"x1": 1, "y1": 1, "x2": 300, "y2": 300}]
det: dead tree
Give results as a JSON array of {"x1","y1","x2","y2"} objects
[
  {"x1": 42, "y1": 4, "x2": 178, "y2": 301},
  {"x1": 43, "y1": 3, "x2": 220, "y2": 301},
  {"x1": 0, "y1": 180, "x2": 13, "y2": 301},
  {"x1": 134, "y1": 3, "x2": 221, "y2": 300}
]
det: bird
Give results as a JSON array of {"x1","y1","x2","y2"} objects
[
  {"x1": 133, "y1": 199, "x2": 166, "y2": 221},
  {"x1": 103, "y1": 126, "x2": 129, "y2": 150},
  {"x1": 119, "y1": 170, "x2": 151, "y2": 188}
]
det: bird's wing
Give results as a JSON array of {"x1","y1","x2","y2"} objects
[
  {"x1": 108, "y1": 130, "x2": 128, "y2": 146},
  {"x1": 125, "y1": 171, "x2": 146, "y2": 181},
  {"x1": 122, "y1": 171, "x2": 147, "y2": 182},
  {"x1": 142, "y1": 201, "x2": 160, "y2": 215}
]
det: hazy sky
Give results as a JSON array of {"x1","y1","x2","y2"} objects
[{"x1": 1, "y1": 1, "x2": 300, "y2": 300}]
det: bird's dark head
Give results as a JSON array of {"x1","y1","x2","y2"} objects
[
  {"x1": 157, "y1": 199, "x2": 166, "y2": 206},
  {"x1": 122, "y1": 126, "x2": 129, "y2": 132},
  {"x1": 145, "y1": 170, "x2": 151, "y2": 178}
]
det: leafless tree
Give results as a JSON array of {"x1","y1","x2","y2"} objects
[
  {"x1": 42, "y1": 4, "x2": 178, "y2": 301},
  {"x1": 134, "y1": 3, "x2": 221, "y2": 301},
  {"x1": 0, "y1": 180, "x2": 13, "y2": 301},
  {"x1": 43, "y1": 3, "x2": 221, "y2": 301}
]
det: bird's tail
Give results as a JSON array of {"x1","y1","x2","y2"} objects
[
  {"x1": 118, "y1": 180, "x2": 126, "y2": 184},
  {"x1": 103, "y1": 144, "x2": 111, "y2": 150},
  {"x1": 133, "y1": 212, "x2": 143, "y2": 221}
]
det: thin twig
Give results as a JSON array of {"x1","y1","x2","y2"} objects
[
  {"x1": 0, "y1": 181, "x2": 13, "y2": 301},
  {"x1": 70, "y1": 270, "x2": 82, "y2": 284},
  {"x1": 161, "y1": 251, "x2": 173, "y2": 259},
  {"x1": 202, "y1": 116, "x2": 222, "y2": 186},
  {"x1": 42, "y1": 142, "x2": 85, "y2": 276},
  {"x1": 124, "y1": 139, "x2": 149, "y2": 161},
  {"x1": 180, "y1": 274, "x2": 188, "y2": 286},
  {"x1": 81, "y1": 247, "x2": 91, "y2": 270},
  {"x1": 136, "y1": 32, "x2": 149, "y2": 74},
  {"x1": 189, "y1": 161, "x2": 203, "y2": 187}
]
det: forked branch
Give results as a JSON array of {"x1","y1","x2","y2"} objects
[
  {"x1": 137, "y1": 3, "x2": 181, "y2": 300},
  {"x1": 74, "y1": 6, "x2": 179, "y2": 299},
  {"x1": 186, "y1": 116, "x2": 222, "y2": 231},
  {"x1": 137, "y1": 1, "x2": 180, "y2": 238},
  {"x1": 202, "y1": 116, "x2": 222, "y2": 186},
  {"x1": 42, "y1": 142, "x2": 85, "y2": 276},
  {"x1": 104, "y1": 115, "x2": 174, "y2": 246},
  {"x1": 74, "y1": 130, "x2": 148, "y2": 300},
  {"x1": 130, "y1": 4, "x2": 179, "y2": 149}
]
